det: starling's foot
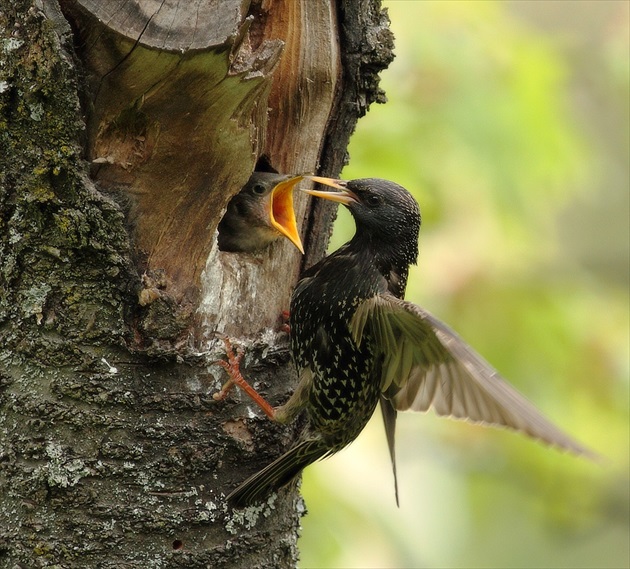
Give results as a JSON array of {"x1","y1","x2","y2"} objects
[
  {"x1": 213, "y1": 336, "x2": 276, "y2": 420},
  {"x1": 212, "y1": 337, "x2": 243, "y2": 401},
  {"x1": 212, "y1": 377, "x2": 236, "y2": 402},
  {"x1": 280, "y1": 310, "x2": 290, "y2": 334}
]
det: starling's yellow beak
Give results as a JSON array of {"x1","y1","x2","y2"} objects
[
  {"x1": 269, "y1": 175, "x2": 305, "y2": 254},
  {"x1": 302, "y1": 176, "x2": 358, "y2": 205}
]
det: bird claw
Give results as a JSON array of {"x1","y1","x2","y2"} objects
[
  {"x1": 212, "y1": 377, "x2": 235, "y2": 401},
  {"x1": 212, "y1": 336, "x2": 242, "y2": 400},
  {"x1": 213, "y1": 335, "x2": 276, "y2": 420}
]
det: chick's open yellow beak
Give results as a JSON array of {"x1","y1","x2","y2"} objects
[{"x1": 269, "y1": 175, "x2": 305, "y2": 254}]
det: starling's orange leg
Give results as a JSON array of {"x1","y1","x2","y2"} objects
[{"x1": 213, "y1": 337, "x2": 276, "y2": 420}]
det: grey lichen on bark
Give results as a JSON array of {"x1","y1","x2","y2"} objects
[
  {"x1": 0, "y1": 1, "x2": 304, "y2": 566},
  {"x1": 0, "y1": 0, "x2": 394, "y2": 567}
]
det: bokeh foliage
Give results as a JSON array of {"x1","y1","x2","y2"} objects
[{"x1": 300, "y1": 1, "x2": 629, "y2": 567}]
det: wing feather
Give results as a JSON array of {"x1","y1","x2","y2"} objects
[{"x1": 351, "y1": 295, "x2": 594, "y2": 457}]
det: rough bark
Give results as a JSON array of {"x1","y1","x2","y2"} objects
[{"x1": 0, "y1": 0, "x2": 393, "y2": 567}]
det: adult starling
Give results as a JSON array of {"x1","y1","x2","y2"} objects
[
  {"x1": 225, "y1": 177, "x2": 593, "y2": 507},
  {"x1": 217, "y1": 172, "x2": 304, "y2": 253}
]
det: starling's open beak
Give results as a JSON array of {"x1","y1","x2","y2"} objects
[
  {"x1": 302, "y1": 176, "x2": 359, "y2": 205},
  {"x1": 269, "y1": 175, "x2": 305, "y2": 254}
]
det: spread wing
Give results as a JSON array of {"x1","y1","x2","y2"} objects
[{"x1": 350, "y1": 294, "x2": 594, "y2": 457}]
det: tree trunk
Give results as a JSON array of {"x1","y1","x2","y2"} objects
[{"x1": 0, "y1": 0, "x2": 393, "y2": 567}]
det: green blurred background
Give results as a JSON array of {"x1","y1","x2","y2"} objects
[{"x1": 299, "y1": 1, "x2": 629, "y2": 567}]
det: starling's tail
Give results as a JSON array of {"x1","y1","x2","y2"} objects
[
  {"x1": 227, "y1": 439, "x2": 327, "y2": 507},
  {"x1": 380, "y1": 396, "x2": 400, "y2": 507}
]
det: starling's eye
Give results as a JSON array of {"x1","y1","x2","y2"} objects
[
  {"x1": 252, "y1": 183, "x2": 267, "y2": 195},
  {"x1": 365, "y1": 194, "x2": 381, "y2": 207}
]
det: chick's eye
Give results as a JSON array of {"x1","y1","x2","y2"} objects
[{"x1": 252, "y1": 183, "x2": 267, "y2": 195}]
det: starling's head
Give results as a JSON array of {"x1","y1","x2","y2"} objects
[
  {"x1": 217, "y1": 172, "x2": 304, "y2": 253},
  {"x1": 304, "y1": 177, "x2": 421, "y2": 262}
]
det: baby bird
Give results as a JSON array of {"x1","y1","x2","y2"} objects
[{"x1": 217, "y1": 172, "x2": 304, "y2": 253}]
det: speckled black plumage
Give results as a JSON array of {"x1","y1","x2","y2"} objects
[
  {"x1": 227, "y1": 177, "x2": 592, "y2": 507},
  {"x1": 289, "y1": 179, "x2": 420, "y2": 445},
  {"x1": 227, "y1": 179, "x2": 420, "y2": 506}
]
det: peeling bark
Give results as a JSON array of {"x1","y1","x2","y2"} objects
[
  {"x1": 0, "y1": 0, "x2": 394, "y2": 567},
  {"x1": 60, "y1": 0, "x2": 341, "y2": 320}
]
